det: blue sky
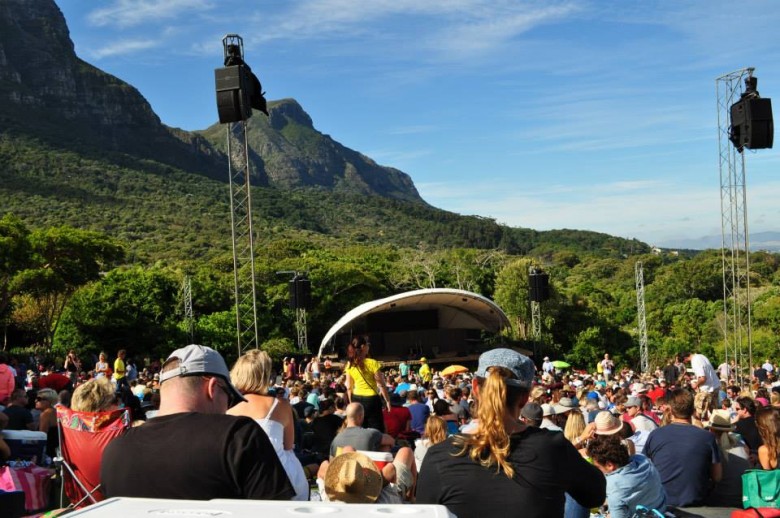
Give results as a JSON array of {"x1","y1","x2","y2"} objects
[{"x1": 55, "y1": 0, "x2": 780, "y2": 247}]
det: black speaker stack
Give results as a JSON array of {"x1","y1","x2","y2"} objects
[
  {"x1": 289, "y1": 275, "x2": 312, "y2": 310},
  {"x1": 528, "y1": 270, "x2": 550, "y2": 303},
  {"x1": 729, "y1": 76, "x2": 774, "y2": 153}
]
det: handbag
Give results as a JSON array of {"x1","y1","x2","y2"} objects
[{"x1": 742, "y1": 469, "x2": 780, "y2": 509}]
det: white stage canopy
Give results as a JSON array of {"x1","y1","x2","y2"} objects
[{"x1": 316, "y1": 288, "x2": 511, "y2": 358}]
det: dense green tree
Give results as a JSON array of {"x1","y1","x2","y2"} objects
[
  {"x1": 13, "y1": 226, "x2": 124, "y2": 347},
  {"x1": 54, "y1": 266, "x2": 181, "y2": 358},
  {"x1": 493, "y1": 258, "x2": 534, "y2": 340},
  {"x1": 0, "y1": 214, "x2": 33, "y2": 325}
]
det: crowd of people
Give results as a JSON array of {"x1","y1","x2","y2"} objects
[{"x1": 1, "y1": 345, "x2": 779, "y2": 516}]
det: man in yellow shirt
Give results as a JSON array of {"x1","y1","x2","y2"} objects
[
  {"x1": 114, "y1": 349, "x2": 127, "y2": 389},
  {"x1": 418, "y1": 357, "x2": 432, "y2": 384}
]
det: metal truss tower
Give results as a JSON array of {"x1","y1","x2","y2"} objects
[
  {"x1": 295, "y1": 308, "x2": 309, "y2": 354},
  {"x1": 635, "y1": 262, "x2": 648, "y2": 373},
  {"x1": 226, "y1": 118, "x2": 260, "y2": 356},
  {"x1": 716, "y1": 68, "x2": 754, "y2": 384},
  {"x1": 182, "y1": 275, "x2": 194, "y2": 343},
  {"x1": 530, "y1": 301, "x2": 541, "y2": 343}
]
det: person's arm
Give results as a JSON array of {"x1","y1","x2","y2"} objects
[
  {"x1": 0, "y1": 437, "x2": 10, "y2": 461},
  {"x1": 710, "y1": 461, "x2": 723, "y2": 483},
  {"x1": 380, "y1": 433, "x2": 395, "y2": 449},
  {"x1": 283, "y1": 403, "x2": 295, "y2": 451},
  {"x1": 344, "y1": 370, "x2": 354, "y2": 403},
  {"x1": 374, "y1": 368, "x2": 392, "y2": 411}
]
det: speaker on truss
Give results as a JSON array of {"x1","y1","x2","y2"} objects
[
  {"x1": 289, "y1": 276, "x2": 312, "y2": 310},
  {"x1": 729, "y1": 76, "x2": 774, "y2": 152},
  {"x1": 215, "y1": 65, "x2": 253, "y2": 123},
  {"x1": 528, "y1": 270, "x2": 550, "y2": 302}
]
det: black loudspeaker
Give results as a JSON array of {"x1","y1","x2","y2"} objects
[
  {"x1": 289, "y1": 277, "x2": 312, "y2": 309},
  {"x1": 215, "y1": 65, "x2": 252, "y2": 123},
  {"x1": 730, "y1": 97, "x2": 774, "y2": 151},
  {"x1": 528, "y1": 272, "x2": 550, "y2": 302}
]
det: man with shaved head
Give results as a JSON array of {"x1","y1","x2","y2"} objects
[{"x1": 329, "y1": 402, "x2": 394, "y2": 458}]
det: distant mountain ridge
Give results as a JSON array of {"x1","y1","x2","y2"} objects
[
  {"x1": 0, "y1": 0, "x2": 651, "y2": 262},
  {"x1": 198, "y1": 99, "x2": 421, "y2": 202},
  {"x1": 0, "y1": 0, "x2": 421, "y2": 201},
  {"x1": 658, "y1": 231, "x2": 780, "y2": 252}
]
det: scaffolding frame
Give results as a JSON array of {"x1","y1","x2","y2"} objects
[
  {"x1": 182, "y1": 275, "x2": 194, "y2": 343},
  {"x1": 226, "y1": 118, "x2": 260, "y2": 356},
  {"x1": 716, "y1": 67, "x2": 754, "y2": 385},
  {"x1": 635, "y1": 262, "x2": 648, "y2": 373}
]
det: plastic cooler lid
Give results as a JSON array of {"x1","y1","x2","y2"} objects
[
  {"x1": 66, "y1": 497, "x2": 458, "y2": 517},
  {"x1": 356, "y1": 450, "x2": 393, "y2": 462}
]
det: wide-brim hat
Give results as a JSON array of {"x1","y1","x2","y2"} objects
[
  {"x1": 159, "y1": 344, "x2": 246, "y2": 405},
  {"x1": 541, "y1": 403, "x2": 556, "y2": 417},
  {"x1": 594, "y1": 410, "x2": 623, "y2": 435},
  {"x1": 324, "y1": 452, "x2": 383, "y2": 503},
  {"x1": 553, "y1": 397, "x2": 577, "y2": 414},
  {"x1": 707, "y1": 409, "x2": 735, "y2": 432}
]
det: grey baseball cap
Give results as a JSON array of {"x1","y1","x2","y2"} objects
[
  {"x1": 159, "y1": 344, "x2": 246, "y2": 405},
  {"x1": 476, "y1": 348, "x2": 535, "y2": 389}
]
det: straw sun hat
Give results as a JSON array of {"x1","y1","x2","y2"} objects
[
  {"x1": 324, "y1": 452, "x2": 384, "y2": 503},
  {"x1": 594, "y1": 411, "x2": 623, "y2": 435}
]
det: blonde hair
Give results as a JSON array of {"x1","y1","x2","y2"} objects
[
  {"x1": 72, "y1": 377, "x2": 116, "y2": 412},
  {"x1": 230, "y1": 349, "x2": 272, "y2": 395},
  {"x1": 529, "y1": 385, "x2": 546, "y2": 404},
  {"x1": 564, "y1": 410, "x2": 586, "y2": 444},
  {"x1": 453, "y1": 367, "x2": 525, "y2": 478},
  {"x1": 425, "y1": 415, "x2": 448, "y2": 445},
  {"x1": 36, "y1": 388, "x2": 58, "y2": 405}
]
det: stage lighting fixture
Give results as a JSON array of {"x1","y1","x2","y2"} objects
[{"x1": 729, "y1": 75, "x2": 773, "y2": 152}]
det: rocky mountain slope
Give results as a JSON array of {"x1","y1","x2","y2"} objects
[{"x1": 0, "y1": 0, "x2": 421, "y2": 201}]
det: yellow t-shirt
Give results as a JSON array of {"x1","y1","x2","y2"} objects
[
  {"x1": 345, "y1": 358, "x2": 382, "y2": 397},
  {"x1": 419, "y1": 363, "x2": 432, "y2": 383},
  {"x1": 113, "y1": 358, "x2": 126, "y2": 380}
]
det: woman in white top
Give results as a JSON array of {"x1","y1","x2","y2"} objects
[
  {"x1": 94, "y1": 352, "x2": 110, "y2": 378},
  {"x1": 228, "y1": 349, "x2": 310, "y2": 500}
]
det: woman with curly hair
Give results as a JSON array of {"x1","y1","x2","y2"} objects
[
  {"x1": 756, "y1": 405, "x2": 780, "y2": 470},
  {"x1": 416, "y1": 348, "x2": 605, "y2": 518},
  {"x1": 587, "y1": 434, "x2": 666, "y2": 518}
]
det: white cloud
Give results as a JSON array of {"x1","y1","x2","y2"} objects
[
  {"x1": 418, "y1": 177, "x2": 780, "y2": 244},
  {"x1": 87, "y1": 0, "x2": 215, "y2": 28},
  {"x1": 89, "y1": 39, "x2": 161, "y2": 59}
]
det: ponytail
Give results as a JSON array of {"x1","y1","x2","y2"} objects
[{"x1": 454, "y1": 367, "x2": 520, "y2": 478}]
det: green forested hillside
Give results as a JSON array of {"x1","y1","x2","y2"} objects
[{"x1": 0, "y1": 133, "x2": 648, "y2": 262}]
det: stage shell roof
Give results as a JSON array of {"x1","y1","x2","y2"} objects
[{"x1": 316, "y1": 288, "x2": 511, "y2": 358}]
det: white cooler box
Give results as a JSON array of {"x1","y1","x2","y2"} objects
[
  {"x1": 1, "y1": 429, "x2": 47, "y2": 463},
  {"x1": 66, "y1": 497, "x2": 457, "y2": 517}
]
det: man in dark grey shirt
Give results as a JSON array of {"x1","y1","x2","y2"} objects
[{"x1": 330, "y1": 402, "x2": 394, "y2": 458}]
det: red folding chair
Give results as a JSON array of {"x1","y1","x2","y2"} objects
[{"x1": 55, "y1": 406, "x2": 131, "y2": 509}]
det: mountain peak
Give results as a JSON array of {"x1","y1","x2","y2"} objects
[{"x1": 268, "y1": 98, "x2": 313, "y2": 130}]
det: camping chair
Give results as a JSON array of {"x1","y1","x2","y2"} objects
[{"x1": 55, "y1": 406, "x2": 130, "y2": 509}]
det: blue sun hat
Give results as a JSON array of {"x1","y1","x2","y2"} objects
[{"x1": 475, "y1": 348, "x2": 535, "y2": 389}]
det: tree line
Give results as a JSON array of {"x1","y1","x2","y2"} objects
[{"x1": 3, "y1": 213, "x2": 778, "y2": 370}]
